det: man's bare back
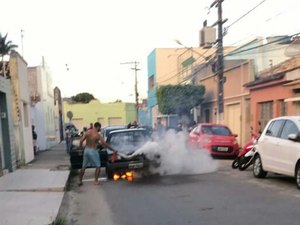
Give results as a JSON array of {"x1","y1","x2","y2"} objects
[{"x1": 80, "y1": 127, "x2": 112, "y2": 151}]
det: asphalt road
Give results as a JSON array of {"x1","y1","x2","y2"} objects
[{"x1": 59, "y1": 159, "x2": 300, "y2": 225}]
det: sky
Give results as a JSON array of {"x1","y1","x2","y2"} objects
[{"x1": 1, "y1": 0, "x2": 300, "y2": 103}]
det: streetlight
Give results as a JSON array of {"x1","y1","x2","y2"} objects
[{"x1": 174, "y1": 39, "x2": 211, "y2": 61}]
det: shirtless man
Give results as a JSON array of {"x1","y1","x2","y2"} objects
[{"x1": 78, "y1": 122, "x2": 116, "y2": 185}]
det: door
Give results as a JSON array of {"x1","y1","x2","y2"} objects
[
  {"x1": 276, "y1": 119, "x2": 300, "y2": 175},
  {"x1": 226, "y1": 103, "x2": 241, "y2": 144}
]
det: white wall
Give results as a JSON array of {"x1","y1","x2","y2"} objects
[
  {"x1": 14, "y1": 53, "x2": 34, "y2": 163},
  {"x1": 30, "y1": 63, "x2": 58, "y2": 151}
]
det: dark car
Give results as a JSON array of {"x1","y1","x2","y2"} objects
[
  {"x1": 101, "y1": 125, "x2": 126, "y2": 140},
  {"x1": 69, "y1": 128, "x2": 159, "y2": 180}
]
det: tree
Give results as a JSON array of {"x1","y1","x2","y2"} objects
[
  {"x1": 71, "y1": 92, "x2": 95, "y2": 103},
  {"x1": 156, "y1": 84, "x2": 205, "y2": 116},
  {"x1": 0, "y1": 33, "x2": 18, "y2": 78}
]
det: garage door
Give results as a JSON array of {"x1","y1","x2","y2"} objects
[
  {"x1": 108, "y1": 117, "x2": 123, "y2": 126},
  {"x1": 226, "y1": 103, "x2": 241, "y2": 144}
]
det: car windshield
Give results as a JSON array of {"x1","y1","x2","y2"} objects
[
  {"x1": 202, "y1": 125, "x2": 232, "y2": 136},
  {"x1": 109, "y1": 130, "x2": 149, "y2": 154}
]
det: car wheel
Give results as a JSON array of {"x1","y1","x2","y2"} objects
[
  {"x1": 253, "y1": 155, "x2": 267, "y2": 178},
  {"x1": 295, "y1": 164, "x2": 300, "y2": 190},
  {"x1": 106, "y1": 164, "x2": 114, "y2": 180}
]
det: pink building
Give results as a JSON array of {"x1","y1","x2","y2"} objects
[{"x1": 244, "y1": 57, "x2": 300, "y2": 133}]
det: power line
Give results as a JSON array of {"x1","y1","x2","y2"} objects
[
  {"x1": 225, "y1": 1, "x2": 300, "y2": 47},
  {"x1": 178, "y1": 31, "x2": 300, "y2": 85},
  {"x1": 226, "y1": 32, "x2": 300, "y2": 56},
  {"x1": 225, "y1": 0, "x2": 267, "y2": 31}
]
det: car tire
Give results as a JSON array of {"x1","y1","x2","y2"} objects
[
  {"x1": 295, "y1": 164, "x2": 300, "y2": 190},
  {"x1": 253, "y1": 155, "x2": 267, "y2": 178},
  {"x1": 106, "y1": 164, "x2": 114, "y2": 180}
]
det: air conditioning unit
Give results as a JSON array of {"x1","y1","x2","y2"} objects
[{"x1": 200, "y1": 27, "x2": 216, "y2": 48}]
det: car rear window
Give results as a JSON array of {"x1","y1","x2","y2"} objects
[
  {"x1": 202, "y1": 126, "x2": 231, "y2": 136},
  {"x1": 109, "y1": 131, "x2": 149, "y2": 154}
]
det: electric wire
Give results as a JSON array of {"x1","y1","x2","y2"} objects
[{"x1": 225, "y1": 0, "x2": 267, "y2": 30}]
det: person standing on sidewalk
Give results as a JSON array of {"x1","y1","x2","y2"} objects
[
  {"x1": 78, "y1": 122, "x2": 117, "y2": 185},
  {"x1": 32, "y1": 125, "x2": 38, "y2": 155}
]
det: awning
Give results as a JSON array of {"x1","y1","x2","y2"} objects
[{"x1": 284, "y1": 97, "x2": 300, "y2": 102}]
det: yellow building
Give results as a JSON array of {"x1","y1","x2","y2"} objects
[{"x1": 63, "y1": 99, "x2": 136, "y2": 131}]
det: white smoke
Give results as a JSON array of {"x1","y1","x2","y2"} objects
[{"x1": 133, "y1": 129, "x2": 218, "y2": 176}]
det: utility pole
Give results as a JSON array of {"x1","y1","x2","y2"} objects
[
  {"x1": 20, "y1": 29, "x2": 24, "y2": 57},
  {"x1": 210, "y1": 0, "x2": 226, "y2": 123},
  {"x1": 120, "y1": 61, "x2": 140, "y2": 123}
]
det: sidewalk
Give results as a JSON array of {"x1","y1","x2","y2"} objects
[{"x1": 0, "y1": 142, "x2": 70, "y2": 225}]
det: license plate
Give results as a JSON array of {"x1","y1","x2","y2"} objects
[
  {"x1": 128, "y1": 162, "x2": 144, "y2": 169},
  {"x1": 217, "y1": 147, "x2": 228, "y2": 152}
]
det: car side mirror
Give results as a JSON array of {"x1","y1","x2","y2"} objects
[{"x1": 288, "y1": 133, "x2": 300, "y2": 142}]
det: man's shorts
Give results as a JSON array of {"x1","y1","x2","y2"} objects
[{"x1": 82, "y1": 148, "x2": 101, "y2": 168}]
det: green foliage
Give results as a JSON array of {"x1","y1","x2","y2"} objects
[
  {"x1": 156, "y1": 84, "x2": 205, "y2": 116},
  {"x1": 71, "y1": 92, "x2": 95, "y2": 103},
  {"x1": 0, "y1": 33, "x2": 18, "y2": 56}
]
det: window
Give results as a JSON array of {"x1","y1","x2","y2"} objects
[
  {"x1": 278, "y1": 100, "x2": 287, "y2": 116},
  {"x1": 280, "y1": 120, "x2": 299, "y2": 140},
  {"x1": 266, "y1": 120, "x2": 284, "y2": 137},
  {"x1": 259, "y1": 101, "x2": 273, "y2": 130}
]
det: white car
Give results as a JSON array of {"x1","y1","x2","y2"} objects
[{"x1": 253, "y1": 116, "x2": 300, "y2": 189}]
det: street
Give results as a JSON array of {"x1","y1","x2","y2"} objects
[{"x1": 59, "y1": 159, "x2": 300, "y2": 225}]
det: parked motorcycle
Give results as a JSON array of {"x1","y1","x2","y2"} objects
[
  {"x1": 231, "y1": 134, "x2": 258, "y2": 170},
  {"x1": 238, "y1": 144, "x2": 256, "y2": 170}
]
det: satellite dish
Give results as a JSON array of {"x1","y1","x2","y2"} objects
[{"x1": 284, "y1": 43, "x2": 300, "y2": 57}]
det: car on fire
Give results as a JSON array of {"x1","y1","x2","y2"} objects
[
  {"x1": 69, "y1": 128, "x2": 160, "y2": 180},
  {"x1": 188, "y1": 123, "x2": 240, "y2": 157}
]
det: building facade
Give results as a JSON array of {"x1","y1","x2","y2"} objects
[
  {"x1": 0, "y1": 66, "x2": 17, "y2": 175},
  {"x1": 245, "y1": 57, "x2": 300, "y2": 134},
  {"x1": 147, "y1": 47, "x2": 216, "y2": 127},
  {"x1": 9, "y1": 51, "x2": 34, "y2": 165},
  {"x1": 63, "y1": 99, "x2": 136, "y2": 131},
  {"x1": 28, "y1": 58, "x2": 58, "y2": 151}
]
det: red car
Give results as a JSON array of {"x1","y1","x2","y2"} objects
[{"x1": 188, "y1": 123, "x2": 240, "y2": 157}]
